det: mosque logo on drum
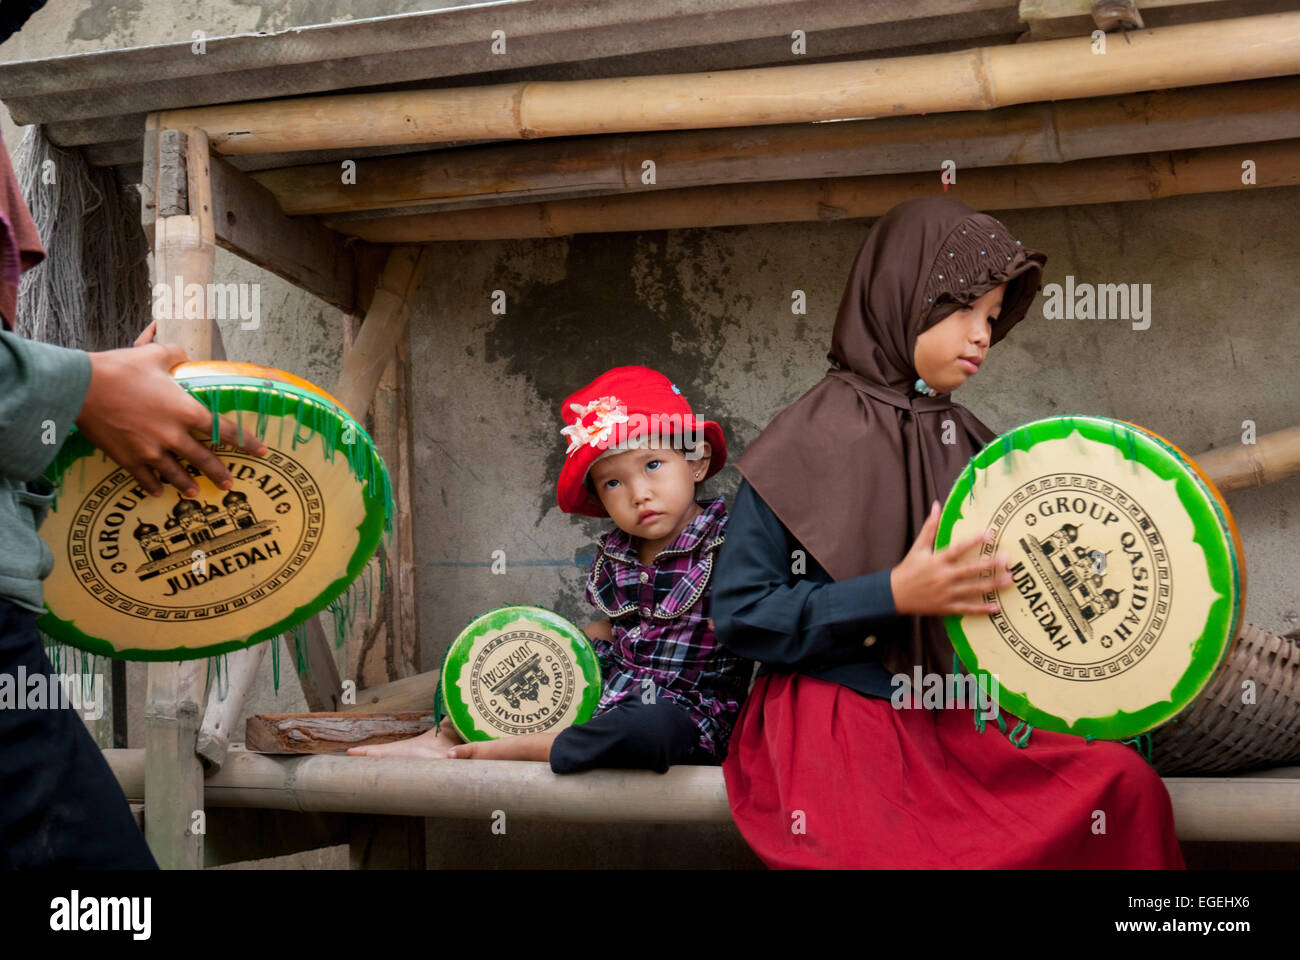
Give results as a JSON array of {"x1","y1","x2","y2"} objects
[
  {"x1": 466, "y1": 631, "x2": 576, "y2": 736},
  {"x1": 990, "y1": 474, "x2": 1171, "y2": 680},
  {"x1": 65, "y1": 450, "x2": 322, "y2": 620}
]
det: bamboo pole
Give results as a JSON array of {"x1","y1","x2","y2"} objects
[
  {"x1": 325, "y1": 138, "x2": 1300, "y2": 242},
  {"x1": 101, "y1": 747, "x2": 1300, "y2": 841},
  {"x1": 1195, "y1": 425, "x2": 1300, "y2": 495},
  {"x1": 154, "y1": 13, "x2": 1300, "y2": 155},
  {"x1": 144, "y1": 124, "x2": 216, "y2": 869},
  {"x1": 195, "y1": 644, "x2": 267, "y2": 772},
  {"x1": 256, "y1": 76, "x2": 1300, "y2": 218}
]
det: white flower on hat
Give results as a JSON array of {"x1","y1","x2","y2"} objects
[{"x1": 561, "y1": 395, "x2": 629, "y2": 455}]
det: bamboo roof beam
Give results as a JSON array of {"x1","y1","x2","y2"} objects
[
  {"x1": 323, "y1": 138, "x2": 1300, "y2": 242},
  {"x1": 153, "y1": 12, "x2": 1300, "y2": 156},
  {"x1": 255, "y1": 76, "x2": 1300, "y2": 218}
]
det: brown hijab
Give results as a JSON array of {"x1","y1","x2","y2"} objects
[{"x1": 736, "y1": 198, "x2": 1047, "y2": 677}]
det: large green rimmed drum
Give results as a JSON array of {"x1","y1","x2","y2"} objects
[
  {"x1": 440, "y1": 606, "x2": 602, "y2": 741},
  {"x1": 935, "y1": 415, "x2": 1245, "y2": 740},
  {"x1": 37, "y1": 361, "x2": 392, "y2": 661}
]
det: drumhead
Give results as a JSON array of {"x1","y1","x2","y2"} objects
[
  {"x1": 440, "y1": 606, "x2": 602, "y2": 741},
  {"x1": 935, "y1": 415, "x2": 1245, "y2": 739},
  {"x1": 37, "y1": 362, "x2": 392, "y2": 660}
]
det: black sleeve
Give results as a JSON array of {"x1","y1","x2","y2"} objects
[{"x1": 711, "y1": 478, "x2": 897, "y2": 665}]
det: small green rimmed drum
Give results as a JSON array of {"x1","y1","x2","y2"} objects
[
  {"x1": 935, "y1": 415, "x2": 1245, "y2": 740},
  {"x1": 441, "y1": 606, "x2": 602, "y2": 741},
  {"x1": 37, "y1": 361, "x2": 392, "y2": 661}
]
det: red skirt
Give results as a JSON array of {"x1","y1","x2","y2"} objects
[{"x1": 722, "y1": 672, "x2": 1185, "y2": 869}]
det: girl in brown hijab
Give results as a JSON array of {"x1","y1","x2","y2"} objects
[{"x1": 711, "y1": 198, "x2": 1184, "y2": 869}]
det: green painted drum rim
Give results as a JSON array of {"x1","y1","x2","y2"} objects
[
  {"x1": 935, "y1": 415, "x2": 1242, "y2": 740},
  {"x1": 36, "y1": 373, "x2": 392, "y2": 661},
  {"x1": 440, "y1": 606, "x2": 603, "y2": 742}
]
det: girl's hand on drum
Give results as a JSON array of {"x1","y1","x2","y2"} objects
[
  {"x1": 889, "y1": 500, "x2": 1013, "y2": 617},
  {"x1": 75, "y1": 342, "x2": 269, "y2": 498}
]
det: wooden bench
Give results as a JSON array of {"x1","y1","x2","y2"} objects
[{"x1": 103, "y1": 747, "x2": 1300, "y2": 844}]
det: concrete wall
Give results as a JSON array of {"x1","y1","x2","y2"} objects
[{"x1": 3, "y1": 2, "x2": 1297, "y2": 869}]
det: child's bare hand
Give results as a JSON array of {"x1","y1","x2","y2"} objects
[
  {"x1": 74, "y1": 342, "x2": 268, "y2": 497},
  {"x1": 347, "y1": 717, "x2": 461, "y2": 758},
  {"x1": 889, "y1": 501, "x2": 1013, "y2": 617}
]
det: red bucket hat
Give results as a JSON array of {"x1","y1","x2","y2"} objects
[{"x1": 556, "y1": 366, "x2": 727, "y2": 517}]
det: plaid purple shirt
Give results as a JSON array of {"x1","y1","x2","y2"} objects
[{"x1": 584, "y1": 495, "x2": 752, "y2": 760}]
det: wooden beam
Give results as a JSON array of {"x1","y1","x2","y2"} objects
[
  {"x1": 340, "y1": 669, "x2": 440, "y2": 714},
  {"x1": 245, "y1": 712, "x2": 438, "y2": 755},
  {"x1": 334, "y1": 245, "x2": 428, "y2": 419},
  {"x1": 326, "y1": 138, "x2": 1300, "y2": 242},
  {"x1": 154, "y1": 13, "x2": 1300, "y2": 154},
  {"x1": 207, "y1": 150, "x2": 361, "y2": 314},
  {"x1": 1017, "y1": 0, "x2": 1297, "y2": 41},
  {"x1": 102, "y1": 748, "x2": 1300, "y2": 841},
  {"x1": 255, "y1": 76, "x2": 1300, "y2": 218},
  {"x1": 203, "y1": 808, "x2": 350, "y2": 868},
  {"x1": 290, "y1": 616, "x2": 346, "y2": 713}
]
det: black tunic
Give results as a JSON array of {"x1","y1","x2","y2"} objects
[{"x1": 711, "y1": 478, "x2": 902, "y2": 700}]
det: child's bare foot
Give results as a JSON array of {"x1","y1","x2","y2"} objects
[
  {"x1": 450, "y1": 731, "x2": 559, "y2": 762},
  {"x1": 347, "y1": 716, "x2": 462, "y2": 758}
]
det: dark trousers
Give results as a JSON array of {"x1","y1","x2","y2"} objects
[
  {"x1": 549, "y1": 696, "x2": 714, "y2": 774},
  {"x1": 0, "y1": 600, "x2": 157, "y2": 869}
]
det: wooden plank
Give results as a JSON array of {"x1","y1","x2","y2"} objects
[
  {"x1": 341, "y1": 669, "x2": 440, "y2": 713},
  {"x1": 349, "y1": 815, "x2": 426, "y2": 870},
  {"x1": 1018, "y1": 0, "x2": 1297, "y2": 41},
  {"x1": 245, "y1": 711, "x2": 438, "y2": 754},
  {"x1": 207, "y1": 152, "x2": 358, "y2": 314},
  {"x1": 328, "y1": 138, "x2": 1300, "y2": 242},
  {"x1": 369, "y1": 329, "x2": 419, "y2": 681},
  {"x1": 204, "y1": 808, "x2": 349, "y2": 867},
  {"x1": 291, "y1": 616, "x2": 346, "y2": 713}
]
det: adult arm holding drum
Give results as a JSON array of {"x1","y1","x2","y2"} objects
[{"x1": 0, "y1": 117, "x2": 265, "y2": 866}]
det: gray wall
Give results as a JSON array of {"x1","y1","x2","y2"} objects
[{"x1": 415, "y1": 192, "x2": 1300, "y2": 675}]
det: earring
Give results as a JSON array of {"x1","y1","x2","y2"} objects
[{"x1": 914, "y1": 377, "x2": 937, "y2": 397}]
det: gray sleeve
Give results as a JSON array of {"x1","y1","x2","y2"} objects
[{"x1": 0, "y1": 330, "x2": 92, "y2": 482}]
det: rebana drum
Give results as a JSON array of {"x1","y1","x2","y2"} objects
[
  {"x1": 37, "y1": 361, "x2": 392, "y2": 660},
  {"x1": 935, "y1": 415, "x2": 1245, "y2": 740},
  {"x1": 440, "y1": 606, "x2": 602, "y2": 741}
]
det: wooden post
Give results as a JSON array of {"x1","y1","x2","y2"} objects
[
  {"x1": 143, "y1": 121, "x2": 215, "y2": 868},
  {"x1": 336, "y1": 246, "x2": 428, "y2": 868}
]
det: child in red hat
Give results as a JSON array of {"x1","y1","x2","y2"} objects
[{"x1": 351, "y1": 366, "x2": 753, "y2": 772}]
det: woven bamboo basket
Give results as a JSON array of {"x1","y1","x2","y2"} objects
[{"x1": 1150, "y1": 624, "x2": 1300, "y2": 775}]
